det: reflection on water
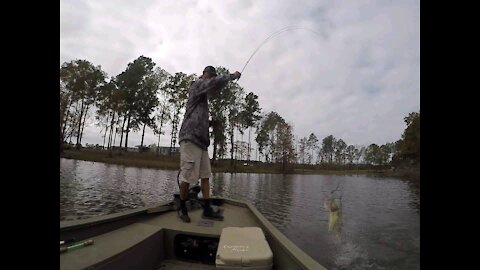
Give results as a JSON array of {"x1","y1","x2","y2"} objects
[
  {"x1": 210, "y1": 173, "x2": 295, "y2": 231},
  {"x1": 60, "y1": 159, "x2": 178, "y2": 220},
  {"x1": 60, "y1": 158, "x2": 420, "y2": 270}
]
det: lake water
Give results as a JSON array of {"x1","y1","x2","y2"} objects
[{"x1": 60, "y1": 158, "x2": 420, "y2": 270}]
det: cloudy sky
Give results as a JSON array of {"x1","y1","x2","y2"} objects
[{"x1": 60, "y1": 0, "x2": 419, "y2": 154}]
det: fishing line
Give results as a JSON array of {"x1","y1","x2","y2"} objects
[
  {"x1": 237, "y1": 26, "x2": 323, "y2": 81},
  {"x1": 331, "y1": 182, "x2": 344, "y2": 201}
]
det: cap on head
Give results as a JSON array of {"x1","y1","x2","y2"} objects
[{"x1": 203, "y1": 66, "x2": 217, "y2": 77}]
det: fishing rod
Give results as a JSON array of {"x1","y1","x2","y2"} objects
[
  {"x1": 237, "y1": 26, "x2": 323, "y2": 82},
  {"x1": 60, "y1": 239, "x2": 94, "y2": 253}
]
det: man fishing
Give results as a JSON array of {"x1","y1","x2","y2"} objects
[{"x1": 177, "y1": 66, "x2": 241, "y2": 223}]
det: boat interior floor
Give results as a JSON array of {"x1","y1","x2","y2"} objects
[{"x1": 156, "y1": 259, "x2": 216, "y2": 270}]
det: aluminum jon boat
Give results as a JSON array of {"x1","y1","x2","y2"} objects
[{"x1": 60, "y1": 196, "x2": 327, "y2": 270}]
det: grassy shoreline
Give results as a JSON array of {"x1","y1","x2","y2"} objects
[{"x1": 61, "y1": 149, "x2": 417, "y2": 180}]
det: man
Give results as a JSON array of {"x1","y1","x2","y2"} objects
[{"x1": 177, "y1": 66, "x2": 241, "y2": 222}]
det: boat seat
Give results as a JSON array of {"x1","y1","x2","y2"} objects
[{"x1": 60, "y1": 222, "x2": 163, "y2": 270}]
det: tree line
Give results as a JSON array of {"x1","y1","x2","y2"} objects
[{"x1": 60, "y1": 56, "x2": 419, "y2": 169}]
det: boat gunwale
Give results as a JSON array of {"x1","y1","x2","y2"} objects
[{"x1": 60, "y1": 200, "x2": 174, "y2": 231}]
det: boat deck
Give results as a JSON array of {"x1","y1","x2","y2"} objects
[
  {"x1": 60, "y1": 202, "x2": 260, "y2": 270},
  {"x1": 60, "y1": 199, "x2": 326, "y2": 270},
  {"x1": 141, "y1": 203, "x2": 260, "y2": 236}
]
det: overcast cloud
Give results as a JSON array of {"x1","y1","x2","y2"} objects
[{"x1": 61, "y1": 0, "x2": 419, "y2": 153}]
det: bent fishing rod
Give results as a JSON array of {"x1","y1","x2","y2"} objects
[{"x1": 236, "y1": 26, "x2": 323, "y2": 82}]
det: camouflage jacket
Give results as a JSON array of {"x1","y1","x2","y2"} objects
[{"x1": 178, "y1": 74, "x2": 235, "y2": 150}]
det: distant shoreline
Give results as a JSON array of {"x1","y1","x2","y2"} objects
[{"x1": 61, "y1": 149, "x2": 419, "y2": 181}]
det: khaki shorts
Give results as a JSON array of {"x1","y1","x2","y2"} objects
[{"x1": 179, "y1": 141, "x2": 212, "y2": 185}]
